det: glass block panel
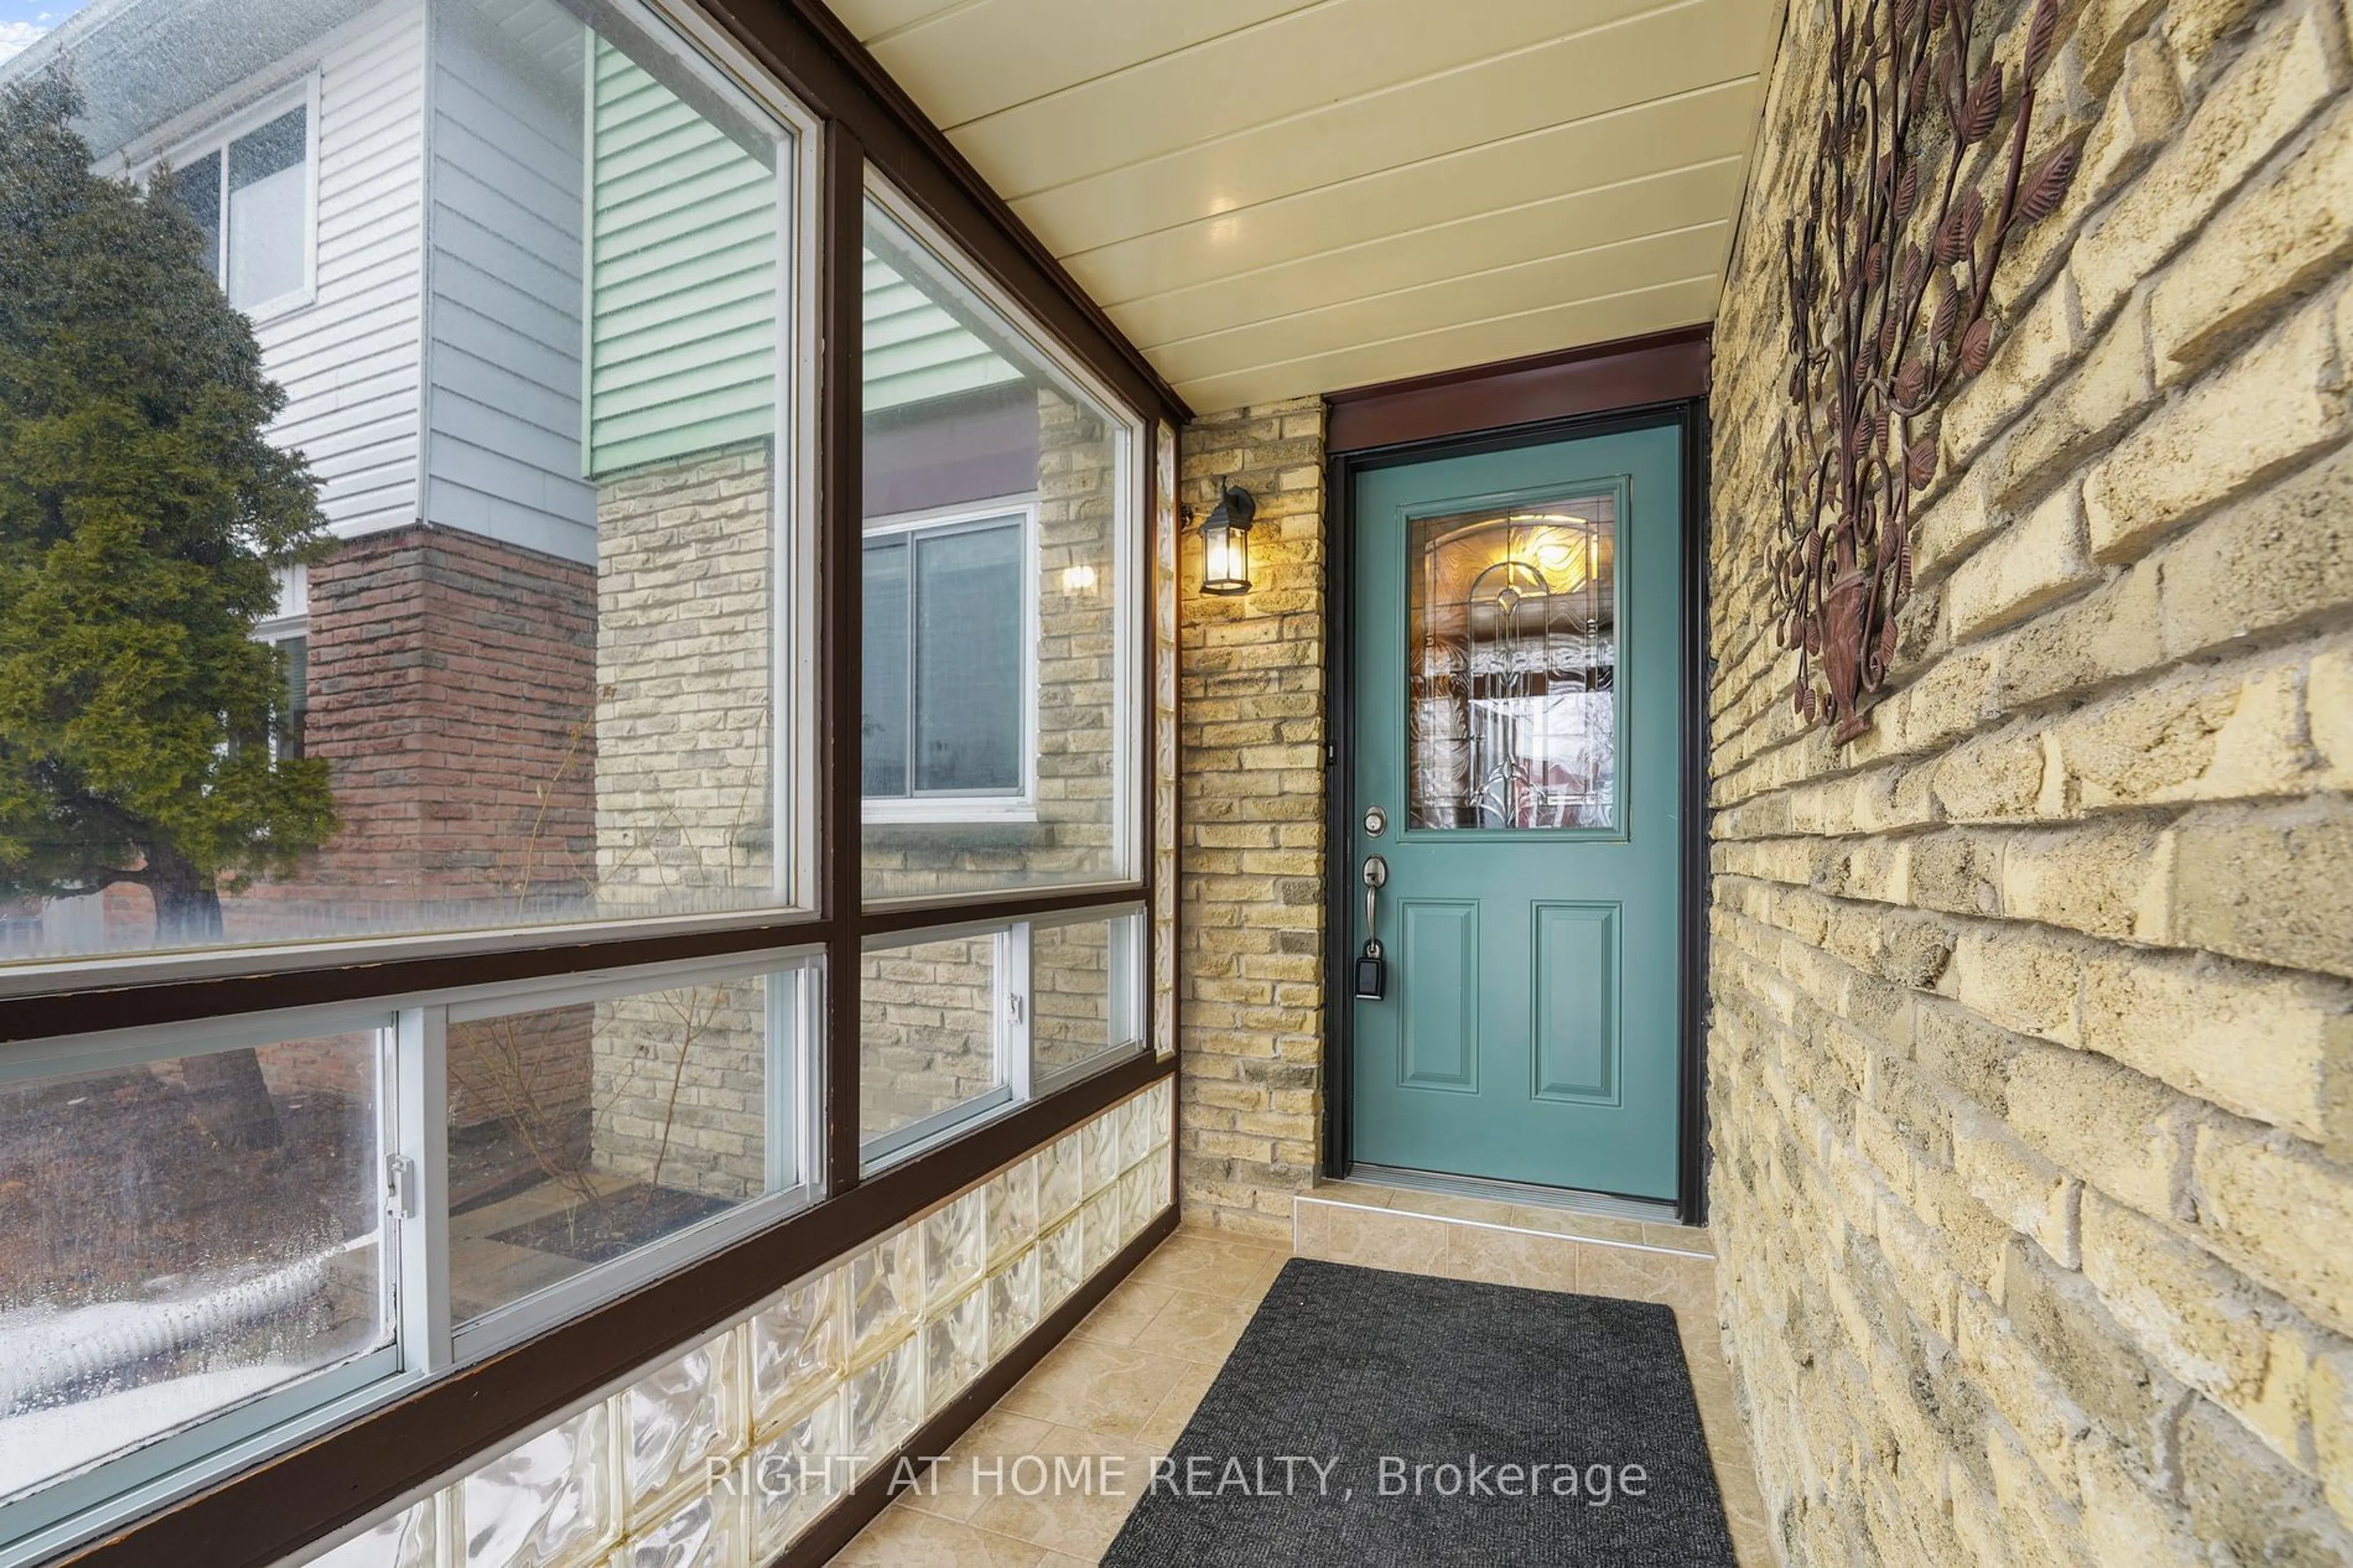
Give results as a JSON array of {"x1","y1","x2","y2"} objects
[
  {"x1": 1151, "y1": 1150, "x2": 1172, "y2": 1213},
  {"x1": 1081, "y1": 1112, "x2": 1119, "y2": 1196},
  {"x1": 461, "y1": 1401, "x2": 615, "y2": 1568},
  {"x1": 0, "y1": 1026, "x2": 391, "y2": 1508},
  {"x1": 1117, "y1": 1092, "x2": 1150, "y2": 1172},
  {"x1": 616, "y1": 1490, "x2": 743, "y2": 1568},
  {"x1": 1082, "y1": 1192, "x2": 1117, "y2": 1276},
  {"x1": 313, "y1": 1498, "x2": 437, "y2": 1568},
  {"x1": 621, "y1": 1333, "x2": 732, "y2": 1517},
  {"x1": 921, "y1": 1189, "x2": 982, "y2": 1308},
  {"x1": 847, "y1": 1230, "x2": 920, "y2": 1361},
  {"x1": 749, "y1": 1271, "x2": 844, "y2": 1429},
  {"x1": 846, "y1": 1337, "x2": 922, "y2": 1460},
  {"x1": 922, "y1": 1285, "x2": 987, "y2": 1416},
  {"x1": 1116, "y1": 1164, "x2": 1151, "y2": 1247},
  {"x1": 986, "y1": 1248, "x2": 1039, "y2": 1362},
  {"x1": 1039, "y1": 1133, "x2": 1082, "y2": 1222},
  {"x1": 1147, "y1": 1079, "x2": 1173, "y2": 1146},
  {"x1": 983, "y1": 1162, "x2": 1038, "y2": 1265},
  {"x1": 1039, "y1": 1218, "x2": 1082, "y2": 1314},
  {"x1": 748, "y1": 1391, "x2": 844, "y2": 1559}
]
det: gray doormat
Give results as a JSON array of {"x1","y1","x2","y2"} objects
[{"x1": 1102, "y1": 1258, "x2": 1738, "y2": 1567}]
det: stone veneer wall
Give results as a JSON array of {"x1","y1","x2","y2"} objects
[
  {"x1": 1707, "y1": 0, "x2": 2353, "y2": 1559},
  {"x1": 596, "y1": 439, "x2": 776, "y2": 915},
  {"x1": 1173, "y1": 398, "x2": 1330, "y2": 1239},
  {"x1": 594, "y1": 440, "x2": 776, "y2": 1194}
]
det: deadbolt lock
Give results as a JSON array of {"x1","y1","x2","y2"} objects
[{"x1": 1363, "y1": 805, "x2": 1388, "y2": 837}]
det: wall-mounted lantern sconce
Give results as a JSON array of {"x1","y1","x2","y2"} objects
[{"x1": 1197, "y1": 481, "x2": 1257, "y2": 596}]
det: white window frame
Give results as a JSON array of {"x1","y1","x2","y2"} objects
[
  {"x1": 251, "y1": 612, "x2": 308, "y2": 763},
  {"x1": 0, "y1": 1002, "x2": 401, "y2": 1568},
  {"x1": 141, "y1": 74, "x2": 322, "y2": 323},
  {"x1": 0, "y1": 947, "x2": 824, "y2": 1568},
  {"x1": 857, "y1": 904, "x2": 1146, "y2": 1175},
  {"x1": 435, "y1": 952, "x2": 827, "y2": 1366},
  {"x1": 859, "y1": 497, "x2": 1042, "y2": 825}
]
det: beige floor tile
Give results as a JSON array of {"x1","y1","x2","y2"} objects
[
  {"x1": 1643, "y1": 1219, "x2": 1716, "y2": 1256},
  {"x1": 968, "y1": 1423, "x2": 1157, "y2": 1558},
  {"x1": 998, "y1": 1336, "x2": 1194, "y2": 1437},
  {"x1": 1134, "y1": 1286, "x2": 1260, "y2": 1365},
  {"x1": 1504, "y1": 1204, "x2": 1653, "y2": 1247},
  {"x1": 1719, "y1": 1456, "x2": 1776, "y2": 1567},
  {"x1": 1125, "y1": 1233, "x2": 1286, "y2": 1299},
  {"x1": 1692, "y1": 1374, "x2": 1747, "y2": 1444},
  {"x1": 1069, "y1": 1278, "x2": 1178, "y2": 1349},
  {"x1": 1136, "y1": 1356, "x2": 1222, "y2": 1447},
  {"x1": 1445, "y1": 1225, "x2": 1580, "y2": 1291},
  {"x1": 836, "y1": 1502, "x2": 1045, "y2": 1567},
  {"x1": 1309, "y1": 1205, "x2": 1468, "y2": 1276},
  {"x1": 1176, "y1": 1211, "x2": 1289, "y2": 1245},
  {"x1": 1375, "y1": 1187, "x2": 1520, "y2": 1226},
  {"x1": 899, "y1": 1407, "x2": 1055, "y2": 1524},
  {"x1": 1292, "y1": 1199, "x2": 1328, "y2": 1254},
  {"x1": 1575, "y1": 1240, "x2": 1717, "y2": 1317}
]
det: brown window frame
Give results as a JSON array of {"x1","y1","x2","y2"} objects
[{"x1": 14, "y1": 2, "x2": 1192, "y2": 1563}]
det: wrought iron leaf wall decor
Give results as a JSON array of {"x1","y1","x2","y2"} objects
[{"x1": 1773, "y1": 0, "x2": 2082, "y2": 742}]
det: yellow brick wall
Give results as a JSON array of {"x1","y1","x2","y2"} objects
[
  {"x1": 1708, "y1": 0, "x2": 2353, "y2": 1558},
  {"x1": 1175, "y1": 398, "x2": 1329, "y2": 1240}
]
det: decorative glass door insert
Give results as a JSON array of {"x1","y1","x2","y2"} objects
[{"x1": 1406, "y1": 497, "x2": 1619, "y2": 831}]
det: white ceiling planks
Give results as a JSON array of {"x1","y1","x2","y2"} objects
[{"x1": 826, "y1": 0, "x2": 1786, "y2": 412}]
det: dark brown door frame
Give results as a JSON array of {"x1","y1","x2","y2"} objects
[{"x1": 1319, "y1": 330, "x2": 1714, "y2": 1222}]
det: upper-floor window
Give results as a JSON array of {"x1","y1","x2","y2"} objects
[
  {"x1": 260, "y1": 627, "x2": 308, "y2": 762},
  {"x1": 171, "y1": 96, "x2": 312, "y2": 316},
  {"x1": 862, "y1": 502, "x2": 1036, "y2": 814}
]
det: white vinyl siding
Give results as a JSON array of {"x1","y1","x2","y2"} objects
[
  {"x1": 861, "y1": 249, "x2": 1024, "y2": 412},
  {"x1": 422, "y1": 0, "x2": 597, "y2": 562},
  {"x1": 583, "y1": 40, "x2": 780, "y2": 477},
  {"x1": 254, "y1": 1, "x2": 429, "y2": 539}
]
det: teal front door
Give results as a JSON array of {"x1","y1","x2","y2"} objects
[{"x1": 1349, "y1": 423, "x2": 1685, "y2": 1200}]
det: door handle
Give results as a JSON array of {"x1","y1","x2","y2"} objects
[
  {"x1": 1361, "y1": 855, "x2": 1389, "y2": 952},
  {"x1": 1357, "y1": 854, "x2": 1390, "y2": 999}
]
